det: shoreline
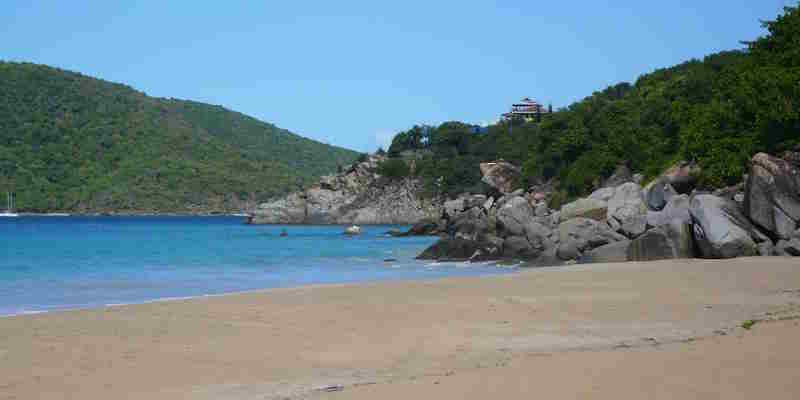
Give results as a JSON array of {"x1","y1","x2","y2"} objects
[
  {"x1": 0, "y1": 259, "x2": 522, "y2": 319},
  {"x1": 3, "y1": 257, "x2": 800, "y2": 399}
]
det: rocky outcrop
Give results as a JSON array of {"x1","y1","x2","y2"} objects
[
  {"x1": 415, "y1": 152, "x2": 798, "y2": 264},
  {"x1": 479, "y1": 160, "x2": 521, "y2": 194},
  {"x1": 249, "y1": 155, "x2": 440, "y2": 224},
  {"x1": 690, "y1": 195, "x2": 758, "y2": 258},
  {"x1": 744, "y1": 153, "x2": 800, "y2": 240}
]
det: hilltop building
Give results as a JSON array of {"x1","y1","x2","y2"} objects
[{"x1": 502, "y1": 98, "x2": 551, "y2": 123}]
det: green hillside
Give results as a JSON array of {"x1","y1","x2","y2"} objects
[
  {"x1": 385, "y1": 5, "x2": 800, "y2": 203},
  {"x1": 0, "y1": 62, "x2": 359, "y2": 212}
]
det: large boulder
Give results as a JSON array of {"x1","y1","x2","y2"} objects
[
  {"x1": 589, "y1": 187, "x2": 616, "y2": 202},
  {"x1": 690, "y1": 195, "x2": 758, "y2": 258},
  {"x1": 607, "y1": 182, "x2": 648, "y2": 238},
  {"x1": 450, "y1": 207, "x2": 489, "y2": 241},
  {"x1": 646, "y1": 194, "x2": 691, "y2": 228},
  {"x1": 503, "y1": 236, "x2": 539, "y2": 259},
  {"x1": 556, "y1": 217, "x2": 627, "y2": 260},
  {"x1": 443, "y1": 198, "x2": 465, "y2": 218},
  {"x1": 463, "y1": 194, "x2": 488, "y2": 210},
  {"x1": 559, "y1": 198, "x2": 608, "y2": 222},
  {"x1": 480, "y1": 161, "x2": 522, "y2": 194},
  {"x1": 584, "y1": 240, "x2": 631, "y2": 263},
  {"x1": 744, "y1": 153, "x2": 800, "y2": 240},
  {"x1": 496, "y1": 196, "x2": 535, "y2": 236},
  {"x1": 627, "y1": 221, "x2": 694, "y2": 261},
  {"x1": 774, "y1": 239, "x2": 800, "y2": 256}
]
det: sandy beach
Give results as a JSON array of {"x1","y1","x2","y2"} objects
[{"x1": 2, "y1": 257, "x2": 800, "y2": 399}]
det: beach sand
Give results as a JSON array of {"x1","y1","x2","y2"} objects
[{"x1": 2, "y1": 257, "x2": 800, "y2": 399}]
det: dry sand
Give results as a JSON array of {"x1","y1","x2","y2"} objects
[{"x1": 1, "y1": 257, "x2": 800, "y2": 399}]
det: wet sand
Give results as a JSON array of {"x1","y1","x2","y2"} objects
[{"x1": 2, "y1": 257, "x2": 800, "y2": 399}]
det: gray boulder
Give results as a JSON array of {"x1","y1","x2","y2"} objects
[
  {"x1": 557, "y1": 217, "x2": 627, "y2": 260},
  {"x1": 451, "y1": 208, "x2": 489, "y2": 242},
  {"x1": 758, "y1": 241, "x2": 775, "y2": 256},
  {"x1": 744, "y1": 153, "x2": 800, "y2": 240},
  {"x1": 503, "y1": 236, "x2": 539, "y2": 258},
  {"x1": 534, "y1": 202, "x2": 549, "y2": 217},
  {"x1": 589, "y1": 187, "x2": 616, "y2": 202},
  {"x1": 607, "y1": 182, "x2": 648, "y2": 238},
  {"x1": 559, "y1": 198, "x2": 608, "y2": 222},
  {"x1": 480, "y1": 160, "x2": 522, "y2": 194},
  {"x1": 496, "y1": 196, "x2": 535, "y2": 236},
  {"x1": 774, "y1": 239, "x2": 800, "y2": 256},
  {"x1": 443, "y1": 198, "x2": 465, "y2": 218},
  {"x1": 463, "y1": 194, "x2": 488, "y2": 210},
  {"x1": 602, "y1": 164, "x2": 634, "y2": 188},
  {"x1": 627, "y1": 221, "x2": 694, "y2": 261},
  {"x1": 584, "y1": 240, "x2": 631, "y2": 263},
  {"x1": 646, "y1": 194, "x2": 692, "y2": 228},
  {"x1": 690, "y1": 195, "x2": 758, "y2": 258},
  {"x1": 416, "y1": 238, "x2": 501, "y2": 262}
]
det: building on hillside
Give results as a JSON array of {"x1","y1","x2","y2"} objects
[{"x1": 501, "y1": 98, "x2": 551, "y2": 123}]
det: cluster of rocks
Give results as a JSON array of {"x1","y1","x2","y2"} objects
[
  {"x1": 417, "y1": 152, "x2": 800, "y2": 263},
  {"x1": 248, "y1": 155, "x2": 440, "y2": 225}
]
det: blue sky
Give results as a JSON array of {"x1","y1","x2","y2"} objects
[{"x1": 2, "y1": 1, "x2": 794, "y2": 152}]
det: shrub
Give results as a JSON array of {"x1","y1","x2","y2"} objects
[{"x1": 376, "y1": 158, "x2": 410, "y2": 180}]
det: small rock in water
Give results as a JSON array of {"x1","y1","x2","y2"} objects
[
  {"x1": 384, "y1": 258, "x2": 397, "y2": 262},
  {"x1": 344, "y1": 225, "x2": 362, "y2": 235}
]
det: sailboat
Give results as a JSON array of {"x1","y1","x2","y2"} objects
[{"x1": 1, "y1": 192, "x2": 19, "y2": 217}]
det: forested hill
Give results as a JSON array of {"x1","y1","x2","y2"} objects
[
  {"x1": 0, "y1": 62, "x2": 360, "y2": 212},
  {"x1": 384, "y1": 5, "x2": 800, "y2": 205}
]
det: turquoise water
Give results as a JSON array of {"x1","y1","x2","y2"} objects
[{"x1": 0, "y1": 217, "x2": 513, "y2": 316}]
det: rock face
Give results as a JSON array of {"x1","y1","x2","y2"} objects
[
  {"x1": 744, "y1": 153, "x2": 800, "y2": 240},
  {"x1": 690, "y1": 195, "x2": 758, "y2": 258},
  {"x1": 250, "y1": 155, "x2": 440, "y2": 224},
  {"x1": 479, "y1": 160, "x2": 521, "y2": 194},
  {"x1": 627, "y1": 221, "x2": 694, "y2": 261}
]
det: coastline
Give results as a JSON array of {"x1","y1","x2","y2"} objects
[{"x1": 3, "y1": 257, "x2": 800, "y2": 399}]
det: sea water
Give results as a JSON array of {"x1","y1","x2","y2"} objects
[{"x1": 0, "y1": 216, "x2": 513, "y2": 316}]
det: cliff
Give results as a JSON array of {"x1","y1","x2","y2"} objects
[{"x1": 248, "y1": 155, "x2": 441, "y2": 224}]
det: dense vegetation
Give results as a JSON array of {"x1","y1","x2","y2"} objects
[
  {"x1": 0, "y1": 63, "x2": 359, "y2": 212},
  {"x1": 386, "y1": 6, "x2": 800, "y2": 200}
]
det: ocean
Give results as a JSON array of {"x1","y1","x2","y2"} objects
[{"x1": 0, "y1": 216, "x2": 514, "y2": 316}]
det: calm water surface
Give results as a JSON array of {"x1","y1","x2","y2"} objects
[{"x1": 0, "y1": 216, "x2": 514, "y2": 316}]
